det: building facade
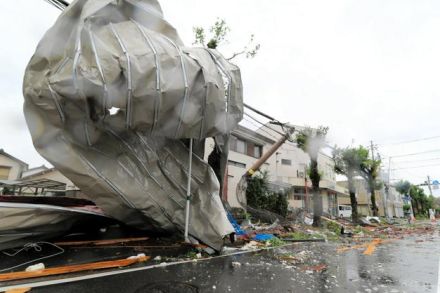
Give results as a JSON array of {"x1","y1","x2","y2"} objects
[
  {"x1": 0, "y1": 149, "x2": 80, "y2": 197},
  {"x1": 0, "y1": 149, "x2": 28, "y2": 180},
  {"x1": 209, "y1": 124, "x2": 348, "y2": 217},
  {"x1": 337, "y1": 179, "x2": 404, "y2": 218}
]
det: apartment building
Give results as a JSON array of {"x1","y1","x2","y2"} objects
[
  {"x1": 212, "y1": 124, "x2": 348, "y2": 217},
  {"x1": 337, "y1": 179, "x2": 404, "y2": 218}
]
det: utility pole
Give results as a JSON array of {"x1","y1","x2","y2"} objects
[
  {"x1": 383, "y1": 156, "x2": 391, "y2": 218},
  {"x1": 370, "y1": 141, "x2": 375, "y2": 161},
  {"x1": 304, "y1": 165, "x2": 309, "y2": 212},
  {"x1": 368, "y1": 141, "x2": 375, "y2": 215},
  {"x1": 427, "y1": 175, "x2": 433, "y2": 196}
]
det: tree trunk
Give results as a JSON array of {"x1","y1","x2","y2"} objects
[
  {"x1": 347, "y1": 173, "x2": 359, "y2": 223},
  {"x1": 312, "y1": 187, "x2": 322, "y2": 227},
  {"x1": 368, "y1": 179, "x2": 378, "y2": 217},
  {"x1": 207, "y1": 135, "x2": 230, "y2": 199},
  {"x1": 411, "y1": 199, "x2": 418, "y2": 216},
  {"x1": 310, "y1": 160, "x2": 322, "y2": 227},
  {"x1": 370, "y1": 190, "x2": 378, "y2": 217}
]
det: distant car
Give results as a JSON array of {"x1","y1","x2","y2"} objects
[{"x1": 338, "y1": 205, "x2": 352, "y2": 218}]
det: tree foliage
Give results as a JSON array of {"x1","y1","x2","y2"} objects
[
  {"x1": 395, "y1": 180, "x2": 411, "y2": 195},
  {"x1": 358, "y1": 146, "x2": 382, "y2": 216},
  {"x1": 295, "y1": 126, "x2": 328, "y2": 227},
  {"x1": 246, "y1": 171, "x2": 288, "y2": 217},
  {"x1": 332, "y1": 146, "x2": 366, "y2": 222},
  {"x1": 409, "y1": 185, "x2": 432, "y2": 216},
  {"x1": 395, "y1": 180, "x2": 433, "y2": 216},
  {"x1": 193, "y1": 18, "x2": 260, "y2": 59}
]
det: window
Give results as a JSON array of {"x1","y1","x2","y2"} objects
[
  {"x1": 254, "y1": 145, "x2": 262, "y2": 158},
  {"x1": 236, "y1": 139, "x2": 246, "y2": 154},
  {"x1": 281, "y1": 159, "x2": 291, "y2": 166},
  {"x1": 230, "y1": 135, "x2": 262, "y2": 158},
  {"x1": 230, "y1": 136, "x2": 247, "y2": 154},
  {"x1": 228, "y1": 160, "x2": 246, "y2": 168},
  {"x1": 294, "y1": 194, "x2": 304, "y2": 200},
  {"x1": 0, "y1": 166, "x2": 11, "y2": 180},
  {"x1": 293, "y1": 187, "x2": 305, "y2": 194}
]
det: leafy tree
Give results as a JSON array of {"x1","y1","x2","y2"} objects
[
  {"x1": 193, "y1": 19, "x2": 260, "y2": 199},
  {"x1": 358, "y1": 146, "x2": 382, "y2": 216},
  {"x1": 272, "y1": 192, "x2": 288, "y2": 217},
  {"x1": 409, "y1": 185, "x2": 432, "y2": 216},
  {"x1": 296, "y1": 126, "x2": 329, "y2": 227},
  {"x1": 246, "y1": 171, "x2": 271, "y2": 209},
  {"x1": 193, "y1": 18, "x2": 260, "y2": 59},
  {"x1": 245, "y1": 171, "x2": 288, "y2": 217},
  {"x1": 403, "y1": 203, "x2": 411, "y2": 213},
  {"x1": 395, "y1": 180, "x2": 413, "y2": 216},
  {"x1": 395, "y1": 180, "x2": 411, "y2": 195},
  {"x1": 333, "y1": 146, "x2": 365, "y2": 223}
]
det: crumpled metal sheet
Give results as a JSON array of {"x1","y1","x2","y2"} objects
[
  {"x1": 23, "y1": 0, "x2": 241, "y2": 250},
  {"x1": 0, "y1": 202, "x2": 113, "y2": 251}
]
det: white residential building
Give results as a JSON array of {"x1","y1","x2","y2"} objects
[{"x1": 208, "y1": 124, "x2": 348, "y2": 216}]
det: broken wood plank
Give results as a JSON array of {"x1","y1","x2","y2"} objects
[
  {"x1": 5, "y1": 288, "x2": 31, "y2": 293},
  {"x1": 0, "y1": 255, "x2": 149, "y2": 282},
  {"x1": 54, "y1": 237, "x2": 149, "y2": 246}
]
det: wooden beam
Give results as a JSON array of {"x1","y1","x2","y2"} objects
[
  {"x1": 0, "y1": 255, "x2": 149, "y2": 282},
  {"x1": 54, "y1": 237, "x2": 149, "y2": 246}
]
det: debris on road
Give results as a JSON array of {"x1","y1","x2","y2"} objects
[
  {"x1": 300, "y1": 263, "x2": 328, "y2": 273},
  {"x1": 0, "y1": 254, "x2": 149, "y2": 282}
]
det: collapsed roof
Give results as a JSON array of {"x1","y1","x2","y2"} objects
[{"x1": 22, "y1": 0, "x2": 243, "y2": 250}]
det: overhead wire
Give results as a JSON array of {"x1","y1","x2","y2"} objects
[
  {"x1": 43, "y1": 0, "x2": 68, "y2": 10},
  {"x1": 383, "y1": 148, "x2": 440, "y2": 159},
  {"x1": 377, "y1": 135, "x2": 440, "y2": 146},
  {"x1": 242, "y1": 117, "x2": 278, "y2": 140},
  {"x1": 389, "y1": 157, "x2": 440, "y2": 164},
  {"x1": 391, "y1": 162, "x2": 440, "y2": 171},
  {"x1": 243, "y1": 111, "x2": 286, "y2": 136}
]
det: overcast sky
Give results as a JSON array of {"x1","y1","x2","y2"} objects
[{"x1": 1, "y1": 0, "x2": 439, "y2": 194}]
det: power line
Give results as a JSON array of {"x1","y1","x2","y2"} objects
[
  {"x1": 386, "y1": 148, "x2": 440, "y2": 158},
  {"x1": 43, "y1": 0, "x2": 68, "y2": 10},
  {"x1": 377, "y1": 135, "x2": 440, "y2": 146},
  {"x1": 242, "y1": 117, "x2": 278, "y2": 140},
  {"x1": 242, "y1": 117, "x2": 299, "y2": 149},
  {"x1": 390, "y1": 157, "x2": 440, "y2": 165},
  {"x1": 243, "y1": 103, "x2": 277, "y2": 121},
  {"x1": 243, "y1": 112, "x2": 285, "y2": 136},
  {"x1": 391, "y1": 162, "x2": 440, "y2": 171}
]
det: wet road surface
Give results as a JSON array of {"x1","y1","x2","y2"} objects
[{"x1": 2, "y1": 225, "x2": 439, "y2": 293}]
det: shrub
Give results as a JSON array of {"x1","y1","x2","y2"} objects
[{"x1": 246, "y1": 171, "x2": 288, "y2": 217}]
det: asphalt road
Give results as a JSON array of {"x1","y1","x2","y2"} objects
[{"x1": 2, "y1": 224, "x2": 439, "y2": 293}]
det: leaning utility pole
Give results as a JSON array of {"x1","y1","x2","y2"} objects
[
  {"x1": 236, "y1": 127, "x2": 294, "y2": 208},
  {"x1": 427, "y1": 175, "x2": 433, "y2": 196}
]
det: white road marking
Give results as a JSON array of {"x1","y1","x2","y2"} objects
[
  {"x1": 0, "y1": 243, "x2": 290, "y2": 291},
  {"x1": 438, "y1": 256, "x2": 440, "y2": 293}
]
